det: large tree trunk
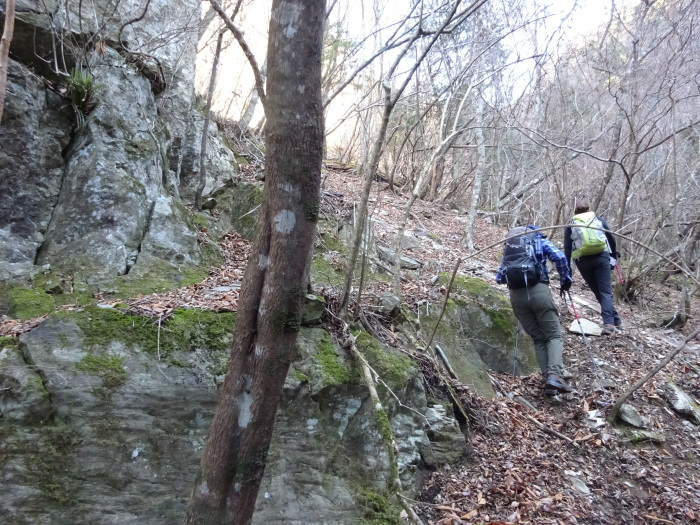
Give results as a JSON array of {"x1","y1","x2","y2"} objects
[
  {"x1": 0, "y1": 0, "x2": 16, "y2": 122},
  {"x1": 185, "y1": 0, "x2": 325, "y2": 523}
]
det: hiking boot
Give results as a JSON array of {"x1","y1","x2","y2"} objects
[
  {"x1": 614, "y1": 322, "x2": 623, "y2": 332},
  {"x1": 545, "y1": 374, "x2": 573, "y2": 393},
  {"x1": 601, "y1": 324, "x2": 616, "y2": 335}
]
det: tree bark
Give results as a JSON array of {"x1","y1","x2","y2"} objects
[
  {"x1": 185, "y1": 0, "x2": 325, "y2": 522},
  {"x1": 0, "y1": 0, "x2": 16, "y2": 123},
  {"x1": 463, "y1": 96, "x2": 487, "y2": 250},
  {"x1": 195, "y1": 30, "x2": 224, "y2": 211}
]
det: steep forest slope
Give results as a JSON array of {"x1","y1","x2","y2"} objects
[
  {"x1": 3, "y1": 164, "x2": 699, "y2": 524},
  {"x1": 1, "y1": 0, "x2": 700, "y2": 523}
]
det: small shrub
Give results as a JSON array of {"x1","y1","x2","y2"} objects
[{"x1": 64, "y1": 69, "x2": 97, "y2": 124}]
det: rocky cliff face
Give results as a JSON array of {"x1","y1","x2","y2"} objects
[
  {"x1": 0, "y1": 311, "x2": 467, "y2": 524},
  {"x1": 0, "y1": 0, "x2": 236, "y2": 291}
]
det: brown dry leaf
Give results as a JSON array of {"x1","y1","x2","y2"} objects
[{"x1": 460, "y1": 509, "x2": 478, "y2": 520}]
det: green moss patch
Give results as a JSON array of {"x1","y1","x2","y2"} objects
[
  {"x1": 24, "y1": 426, "x2": 82, "y2": 505},
  {"x1": 316, "y1": 337, "x2": 351, "y2": 386},
  {"x1": 7, "y1": 287, "x2": 56, "y2": 320},
  {"x1": 311, "y1": 253, "x2": 346, "y2": 287},
  {"x1": 76, "y1": 354, "x2": 127, "y2": 388},
  {"x1": 0, "y1": 335, "x2": 18, "y2": 349},
  {"x1": 227, "y1": 182, "x2": 264, "y2": 240},
  {"x1": 353, "y1": 331, "x2": 415, "y2": 389},
  {"x1": 65, "y1": 306, "x2": 234, "y2": 361},
  {"x1": 357, "y1": 489, "x2": 402, "y2": 525},
  {"x1": 292, "y1": 368, "x2": 309, "y2": 383},
  {"x1": 437, "y1": 273, "x2": 510, "y2": 310},
  {"x1": 106, "y1": 261, "x2": 213, "y2": 300},
  {"x1": 484, "y1": 306, "x2": 515, "y2": 338},
  {"x1": 317, "y1": 229, "x2": 345, "y2": 253}
]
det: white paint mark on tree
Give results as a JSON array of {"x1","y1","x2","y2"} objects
[
  {"x1": 238, "y1": 383, "x2": 253, "y2": 428},
  {"x1": 198, "y1": 481, "x2": 210, "y2": 496},
  {"x1": 277, "y1": 2, "x2": 302, "y2": 39},
  {"x1": 259, "y1": 254, "x2": 270, "y2": 269},
  {"x1": 234, "y1": 483, "x2": 242, "y2": 493},
  {"x1": 280, "y1": 182, "x2": 300, "y2": 197},
  {"x1": 297, "y1": 84, "x2": 305, "y2": 93},
  {"x1": 255, "y1": 344, "x2": 264, "y2": 356},
  {"x1": 273, "y1": 210, "x2": 296, "y2": 234}
]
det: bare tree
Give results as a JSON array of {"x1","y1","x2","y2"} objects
[
  {"x1": 338, "y1": 0, "x2": 489, "y2": 318},
  {"x1": 195, "y1": 30, "x2": 224, "y2": 211},
  {"x1": 185, "y1": 0, "x2": 326, "y2": 522}
]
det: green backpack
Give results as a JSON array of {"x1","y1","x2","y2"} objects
[{"x1": 571, "y1": 211, "x2": 608, "y2": 259}]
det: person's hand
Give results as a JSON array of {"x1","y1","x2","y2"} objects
[
  {"x1": 610, "y1": 257, "x2": 616, "y2": 270},
  {"x1": 559, "y1": 277, "x2": 572, "y2": 297}
]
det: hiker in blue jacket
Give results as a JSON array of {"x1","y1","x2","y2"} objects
[
  {"x1": 564, "y1": 199, "x2": 623, "y2": 335},
  {"x1": 496, "y1": 225, "x2": 574, "y2": 396}
]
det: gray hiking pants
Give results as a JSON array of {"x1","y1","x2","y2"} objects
[{"x1": 509, "y1": 282, "x2": 565, "y2": 377}]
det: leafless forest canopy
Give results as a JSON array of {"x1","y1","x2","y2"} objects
[{"x1": 200, "y1": 0, "x2": 699, "y2": 302}]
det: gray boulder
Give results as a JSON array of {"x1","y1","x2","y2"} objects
[
  {"x1": 0, "y1": 311, "x2": 464, "y2": 524},
  {"x1": 0, "y1": 0, "x2": 227, "y2": 292},
  {"x1": 417, "y1": 273, "x2": 540, "y2": 399}
]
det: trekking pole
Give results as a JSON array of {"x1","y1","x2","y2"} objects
[
  {"x1": 513, "y1": 322, "x2": 520, "y2": 376},
  {"x1": 614, "y1": 262, "x2": 625, "y2": 286},
  {"x1": 615, "y1": 261, "x2": 634, "y2": 306},
  {"x1": 566, "y1": 291, "x2": 605, "y2": 389}
]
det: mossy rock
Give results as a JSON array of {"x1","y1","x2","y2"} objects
[
  {"x1": 418, "y1": 276, "x2": 539, "y2": 398},
  {"x1": 103, "y1": 259, "x2": 212, "y2": 299},
  {"x1": 437, "y1": 273, "x2": 511, "y2": 310},
  {"x1": 215, "y1": 182, "x2": 264, "y2": 240},
  {"x1": 353, "y1": 331, "x2": 415, "y2": 390},
  {"x1": 0, "y1": 335, "x2": 18, "y2": 349},
  {"x1": 294, "y1": 327, "x2": 355, "y2": 392},
  {"x1": 22, "y1": 426, "x2": 82, "y2": 505},
  {"x1": 7, "y1": 287, "x2": 56, "y2": 320},
  {"x1": 63, "y1": 306, "x2": 235, "y2": 363},
  {"x1": 76, "y1": 354, "x2": 127, "y2": 388},
  {"x1": 310, "y1": 225, "x2": 347, "y2": 287},
  {"x1": 356, "y1": 488, "x2": 403, "y2": 525}
]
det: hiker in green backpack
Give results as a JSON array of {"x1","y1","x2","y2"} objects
[{"x1": 564, "y1": 199, "x2": 623, "y2": 335}]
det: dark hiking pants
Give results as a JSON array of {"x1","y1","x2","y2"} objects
[
  {"x1": 509, "y1": 282, "x2": 565, "y2": 377},
  {"x1": 575, "y1": 252, "x2": 621, "y2": 326}
]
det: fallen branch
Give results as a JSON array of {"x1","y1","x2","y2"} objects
[
  {"x1": 607, "y1": 325, "x2": 700, "y2": 423},
  {"x1": 522, "y1": 413, "x2": 577, "y2": 446},
  {"x1": 344, "y1": 328, "x2": 421, "y2": 525}
]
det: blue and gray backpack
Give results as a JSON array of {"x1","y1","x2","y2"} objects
[{"x1": 502, "y1": 226, "x2": 545, "y2": 289}]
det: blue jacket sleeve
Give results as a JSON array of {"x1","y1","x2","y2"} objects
[{"x1": 542, "y1": 239, "x2": 572, "y2": 283}]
